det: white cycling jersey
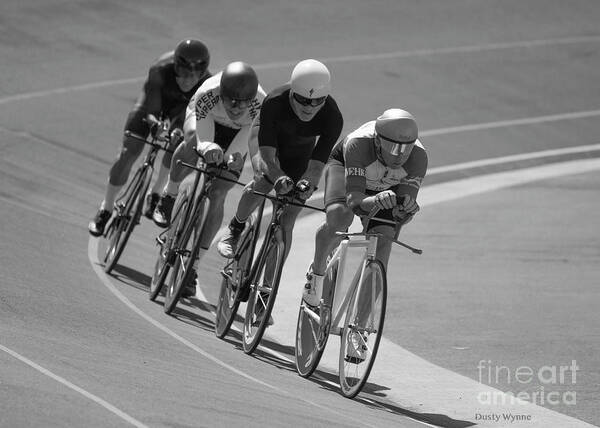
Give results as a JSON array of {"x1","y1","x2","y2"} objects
[{"x1": 183, "y1": 72, "x2": 266, "y2": 157}]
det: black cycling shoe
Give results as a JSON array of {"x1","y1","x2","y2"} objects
[
  {"x1": 181, "y1": 269, "x2": 197, "y2": 298},
  {"x1": 153, "y1": 194, "x2": 175, "y2": 228},
  {"x1": 143, "y1": 193, "x2": 160, "y2": 219},
  {"x1": 88, "y1": 209, "x2": 112, "y2": 237}
]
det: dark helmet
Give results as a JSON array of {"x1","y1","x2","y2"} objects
[
  {"x1": 220, "y1": 61, "x2": 259, "y2": 100},
  {"x1": 174, "y1": 39, "x2": 210, "y2": 73}
]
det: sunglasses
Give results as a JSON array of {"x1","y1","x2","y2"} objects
[
  {"x1": 222, "y1": 95, "x2": 253, "y2": 108},
  {"x1": 292, "y1": 92, "x2": 327, "y2": 107},
  {"x1": 377, "y1": 134, "x2": 415, "y2": 156},
  {"x1": 177, "y1": 60, "x2": 207, "y2": 73}
]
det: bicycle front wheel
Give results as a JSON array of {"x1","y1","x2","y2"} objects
[
  {"x1": 104, "y1": 167, "x2": 151, "y2": 274},
  {"x1": 149, "y1": 190, "x2": 190, "y2": 301},
  {"x1": 164, "y1": 195, "x2": 209, "y2": 315},
  {"x1": 214, "y1": 221, "x2": 256, "y2": 339},
  {"x1": 338, "y1": 259, "x2": 387, "y2": 398},
  {"x1": 295, "y1": 259, "x2": 338, "y2": 378},
  {"x1": 242, "y1": 229, "x2": 285, "y2": 354}
]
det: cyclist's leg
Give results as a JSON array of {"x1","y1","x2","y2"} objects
[
  {"x1": 197, "y1": 175, "x2": 238, "y2": 252},
  {"x1": 89, "y1": 108, "x2": 148, "y2": 236},
  {"x1": 312, "y1": 162, "x2": 353, "y2": 276},
  {"x1": 103, "y1": 108, "x2": 149, "y2": 209},
  {"x1": 153, "y1": 137, "x2": 196, "y2": 226}
]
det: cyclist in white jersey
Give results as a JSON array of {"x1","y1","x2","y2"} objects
[{"x1": 152, "y1": 62, "x2": 266, "y2": 294}]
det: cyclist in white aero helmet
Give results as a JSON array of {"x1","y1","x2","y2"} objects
[
  {"x1": 303, "y1": 108, "x2": 428, "y2": 307},
  {"x1": 217, "y1": 59, "x2": 343, "y2": 269}
]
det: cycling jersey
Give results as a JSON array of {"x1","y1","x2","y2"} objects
[
  {"x1": 256, "y1": 84, "x2": 343, "y2": 181},
  {"x1": 184, "y1": 73, "x2": 266, "y2": 156},
  {"x1": 135, "y1": 51, "x2": 211, "y2": 128},
  {"x1": 327, "y1": 120, "x2": 428, "y2": 204}
]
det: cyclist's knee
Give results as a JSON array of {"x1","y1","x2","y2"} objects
[
  {"x1": 121, "y1": 137, "x2": 144, "y2": 160},
  {"x1": 326, "y1": 203, "x2": 353, "y2": 230}
]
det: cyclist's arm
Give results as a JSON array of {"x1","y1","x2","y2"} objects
[
  {"x1": 142, "y1": 67, "x2": 164, "y2": 129},
  {"x1": 257, "y1": 97, "x2": 286, "y2": 181},
  {"x1": 258, "y1": 146, "x2": 286, "y2": 181},
  {"x1": 192, "y1": 89, "x2": 220, "y2": 157},
  {"x1": 390, "y1": 143, "x2": 428, "y2": 201},
  {"x1": 341, "y1": 136, "x2": 375, "y2": 215}
]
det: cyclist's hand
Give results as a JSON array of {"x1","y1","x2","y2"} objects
[
  {"x1": 169, "y1": 128, "x2": 184, "y2": 145},
  {"x1": 227, "y1": 152, "x2": 244, "y2": 172},
  {"x1": 392, "y1": 195, "x2": 419, "y2": 222},
  {"x1": 296, "y1": 179, "x2": 314, "y2": 200},
  {"x1": 372, "y1": 190, "x2": 397, "y2": 210},
  {"x1": 202, "y1": 143, "x2": 224, "y2": 165},
  {"x1": 152, "y1": 120, "x2": 170, "y2": 141},
  {"x1": 274, "y1": 175, "x2": 294, "y2": 195}
]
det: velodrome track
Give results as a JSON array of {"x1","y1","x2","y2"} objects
[{"x1": 1, "y1": 1, "x2": 599, "y2": 427}]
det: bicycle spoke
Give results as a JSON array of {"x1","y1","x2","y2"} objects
[{"x1": 338, "y1": 260, "x2": 387, "y2": 398}]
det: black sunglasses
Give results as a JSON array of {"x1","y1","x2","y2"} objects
[
  {"x1": 292, "y1": 92, "x2": 327, "y2": 107},
  {"x1": 178, "y1": 60, "x2": 207, "y2": 72}
]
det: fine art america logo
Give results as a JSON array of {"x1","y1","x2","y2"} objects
[{"x1": 477, "y1": 359, "x2": 579, "y2": 407}]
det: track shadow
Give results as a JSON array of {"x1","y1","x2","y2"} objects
[
  {"x1": 300, "y1": 368, "x2": 474, "y2": 428},
  {"x1": 102, "y1": 261, "x2": 473, "y2": 427},
  {"x1": 110, "y1": 264, "x2": 151, "y2": 292}
]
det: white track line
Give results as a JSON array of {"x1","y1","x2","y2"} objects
[
  {"x1": 2, "y1": 36, "x2": 600, "y2": 105},
  {"x1": 0, "y1": 344, "x2": 148, "y2": 428}
]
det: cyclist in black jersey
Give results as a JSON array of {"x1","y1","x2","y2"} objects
[
  {"x1": 88, "y1": 39, "x2": 211, "y2": 237},
  {"x1": 217, "y1": 59, "x2": 343, "y2": 263}
]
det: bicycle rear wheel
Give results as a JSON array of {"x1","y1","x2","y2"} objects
[
  {"x1": 149, "y1": 190, "x2": 190, "y2": 301},
  {"x1": 164, "y1": 194, "x2": 209, "y2": 314},
  {"x1": 214, "y1": 219, "x2": 257, "y2": 339},
  {"x1": 104, "y1": 167, "x2": 151, "y2": 274},
  {"x1": 295, "y1": 258, "x2": 338, "y2": 378},
  {"x1": 242, "y1": 229, "x2": 285, "y2": 354},
  {"x1": 338, "y1": 260, "x2": 387, "y2": 398}
]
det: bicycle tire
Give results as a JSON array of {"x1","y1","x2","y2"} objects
[
  {"x1": 214, "y1": 219, "x2": 256, "y2": 339},
  {"x1": 295, "y1": 259, "x2": 338, "y2": 378},
  {"x1": 242, "y1": 228, "x2": 285, "y2": 354},
  {"x1": 104, "y1": 167, "x2": 151, "y2": 274},
  {"x1": 338, "y1": 259, "x2": 387, "y2": 398},
  {"x1": 148, "y1": 189, "x2": 190, "y2": 301},
  {"x1": 164, "y1": 194, "x2": 209, "y2": 314}
]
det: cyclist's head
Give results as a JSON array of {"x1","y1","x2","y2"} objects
[
  {"x1": 289, "y1": 59, "x2": 330, "y2": 121},
  {"x1": 220, "y1": 61, "x2": 259, "y2": 120},
  {"x1": 374, "y1": 108, "x2": 418, "y2": 167},
  {"x1": 174, "y1": 39, "x2": 210, "y2": 80}
]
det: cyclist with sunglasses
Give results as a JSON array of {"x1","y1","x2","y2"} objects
[
  {"x1": 89, "y1": 39, "x2": 211, "y2": 236},
  {"x1": 303, "y1": 108, "x2": 428, "y2": 307},
  {"x1": 151, "y1": 62, "x2": 265, "y2": 295},
  {"x1": 217, "y1": 59, "x2": 343, "y2": 264}
]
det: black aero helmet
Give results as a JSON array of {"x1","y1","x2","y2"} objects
[
  {"x1": 220, "y1": 61, "x2": 258, "y2": 100},
  {"x1": 174, "y1": 39, "x2": 210, "y2": 73}
]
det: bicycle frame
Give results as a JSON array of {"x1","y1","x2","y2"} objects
[{"x1": 324, "y1": 234, "x2": 379, "y2": 337}]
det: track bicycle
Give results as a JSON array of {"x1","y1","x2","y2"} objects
[
  {"x1": 102, "y1": 125, "x2": 174, "y2": 274},
  {"x1": 294, "y1": 208, "x2": 422, "y2": 398},
  {"x1": 233, "y1": 183, "x2": 324, "y2": 355},
  {"x1": 148, "y1": 157, "x2": 245, "y2": 315},
  {"x1": 214, "y1": 199, "x2": 265, "y2": 339}
]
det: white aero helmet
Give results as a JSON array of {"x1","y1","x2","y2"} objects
[
  {"x1": 375, "y1": 109, "x2": 418, "y2": 156},
  {"x1": 290, "y1": 59, "x2": 331, "y2": 99}
]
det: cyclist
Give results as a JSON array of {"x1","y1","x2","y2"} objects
[
  {"x1": 303, "y1": 108, "x2": 428, "y2": 308},
  {"x1": 88, "y1": 39, "x2": 211, "y2": 236},
  {"x1": 152, "y1": 62, "x2": 266, "y2": 296},
  {"x1": 217, "y1": 59, "x2": 343, "y2": 268}
]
